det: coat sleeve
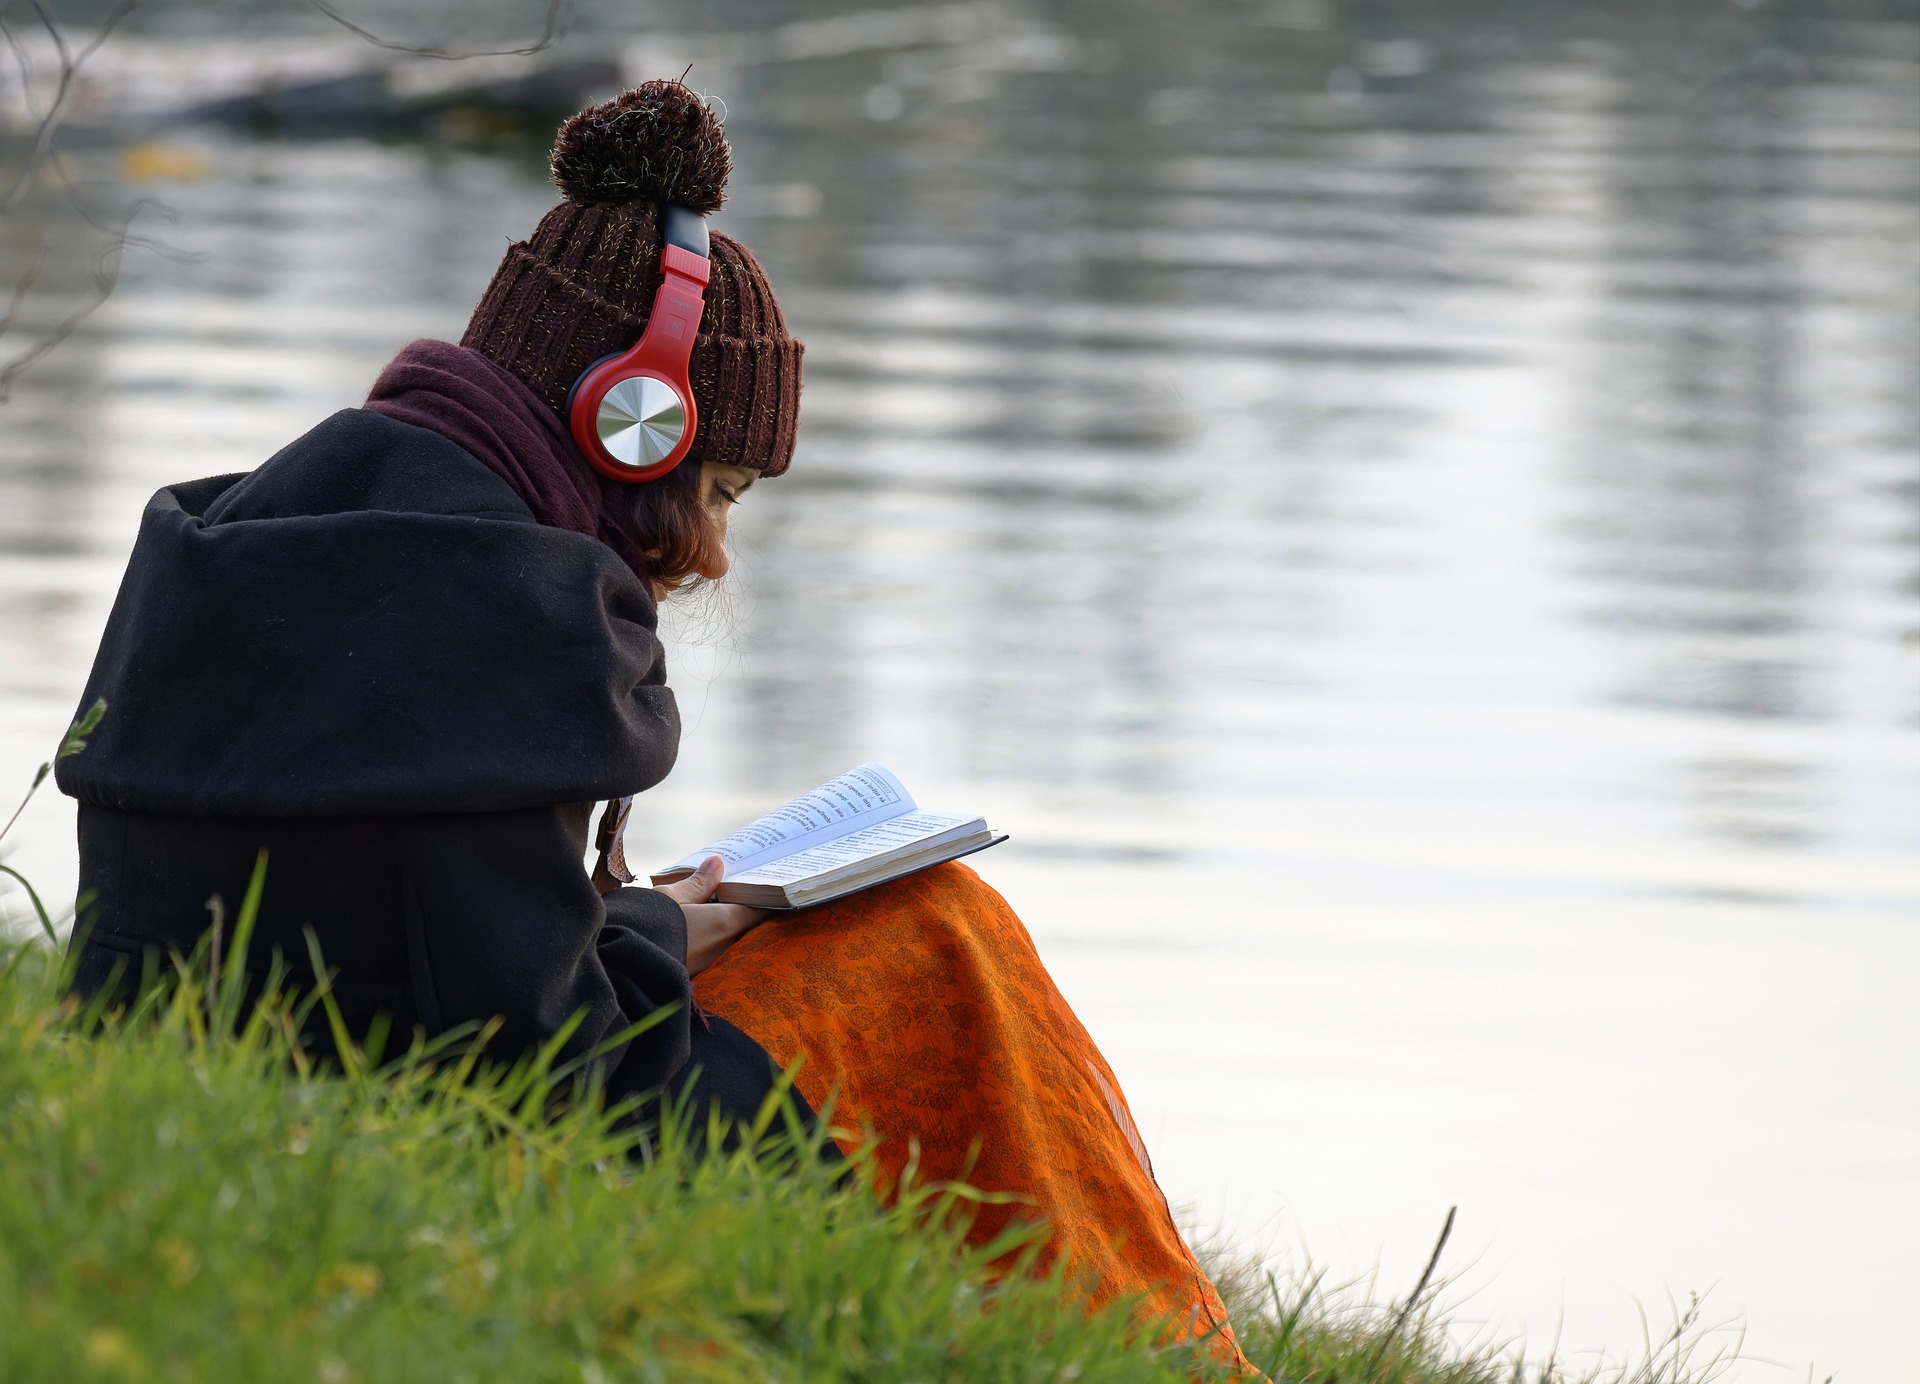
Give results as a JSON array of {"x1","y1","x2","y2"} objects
[{"x1": 395, "y1": 807, "x2": 693, "y2": 1095}]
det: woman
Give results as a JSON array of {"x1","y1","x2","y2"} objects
[{"x1": 58, "y1": 82, "x2": 1246, "y2": 1364}]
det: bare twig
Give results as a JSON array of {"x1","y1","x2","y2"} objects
[
  {"x1": 0, "y1": 0, "x2": 145, "y2": 214},
  {"x1": 305, "y1": 0, "x2": 573, "y2": 61},
  {"x1": 0, "y1": 5, "x2": 175, "y2": 259},
  {"x1": 0, "y1": 196, "x2": 136, "y2": 399},
  {"x1": 0, "y1": 0, "x2": 569, "y2": 397},
  {"x1": 0, "y1": 0, "x2": 148, "y2": 398},
  {"x1": 0, "y1": 240, "x2": 46, "y2": 336}
]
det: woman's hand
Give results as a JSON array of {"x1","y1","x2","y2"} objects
[{"x1": 653, "y1": 855, "x2": 767, "y2": 976}]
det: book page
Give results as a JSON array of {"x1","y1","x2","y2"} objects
[
  {"x1": 656, "y1": 763, "x2": 916, "y2": 878},
  {"x1": 731, "y1": 811, "x2": 978, "y2": 885}
]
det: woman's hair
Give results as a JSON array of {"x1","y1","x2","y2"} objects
[{"x1": 628, "y1": 463, "x2": 720, "y2": 595}]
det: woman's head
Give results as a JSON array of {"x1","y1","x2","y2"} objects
[
  {"x1": 460, "y1": 80, "x2": 802, "y2": 593},
  {"x1": 627, "y1": 458, "x2": 756, "y2": 594}
]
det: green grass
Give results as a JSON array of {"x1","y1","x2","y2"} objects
[
  {"x1": 0, "y1": 729, "x2": 1758, "y2": 1384},
  {"x1": 0, "y1": 916, "x2": 1760, "y2": 1384},
  {"x1": 0, "y1": 925, "x2": 1220, "y2": 1384},
  {"x1": 1209, "y1": 1236, "x2": 1751, "y2": 1384}
]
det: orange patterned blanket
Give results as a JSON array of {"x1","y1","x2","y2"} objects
[{"x1": 694, "y1": 861, "x2": 1250, "y2": 1370}]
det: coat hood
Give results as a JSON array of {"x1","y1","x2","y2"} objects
[{"x1": 58, "y1": 409, "x2": 680, "y2": 817}]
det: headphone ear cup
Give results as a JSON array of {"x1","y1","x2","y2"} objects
[
  {"x1": 565, "y1": 221, "x2": 710, "y2": 483},
  {"x1": 570, "y1": 352, "x2": 691, "y2": 483},
  {"x1": 564, "y1": 351, "x2": 624, "y2": 421}
]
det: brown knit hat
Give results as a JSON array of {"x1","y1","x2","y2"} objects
[{"x1": 461, "y1": 81, "x2": 802, "y2": 477}]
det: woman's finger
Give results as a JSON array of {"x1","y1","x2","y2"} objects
[{"x1": 654, "y1": 854, "x2": 725, "y2": 905}]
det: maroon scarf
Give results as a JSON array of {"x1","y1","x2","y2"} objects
[{"x1": 365, "y1": 339, "x2": 651, "y2": 582}]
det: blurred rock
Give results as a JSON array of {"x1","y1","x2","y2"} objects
[{"x1": 168, "y1": 56, "x2": 623, "y2": 140}]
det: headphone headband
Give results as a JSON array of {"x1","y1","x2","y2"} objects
[
  {"x1": 661, "y1": 203, "x2": 709, "y2": 257},
  {"x1": 566, "y1": 203, "x2": 711, "y2": 483}
]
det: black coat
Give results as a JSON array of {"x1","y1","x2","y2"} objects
[{"x1": 58, "y1": 409, "x2": 794, "y2": 1125}]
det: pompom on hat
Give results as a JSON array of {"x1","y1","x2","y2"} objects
[{"x1": 462, "y1": 80, "x2": 802, "y2": 477}]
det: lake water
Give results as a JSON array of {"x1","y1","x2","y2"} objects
[{"x1": 2, "y1": 2, "x2": 1916, "y2": 1378}]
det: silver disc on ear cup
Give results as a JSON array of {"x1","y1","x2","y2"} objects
[{"x1": 595, "y1": 376, "x2": 687, "y2": 468}]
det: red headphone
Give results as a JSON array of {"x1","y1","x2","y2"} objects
[{"x1": 567, "y1": 204, "x2": 711, "y2": 483}]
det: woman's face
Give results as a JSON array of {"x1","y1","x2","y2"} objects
[{"x1": 693, "y1": 461, "x2": 757, "y2": 580}]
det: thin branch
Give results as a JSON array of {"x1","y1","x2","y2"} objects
[
  {"x1": 0, "y1": 5, "x2": 173, "y2": 258},
  {"x1": 305, "y1": 0, "x2": 573, "y2": 61},
  {"x1": 0, "y1": 241, "x2": 46, "y2": 337},
  {"x1": 0, "y1": 0, "x2": 562, "y2": 398},
  {"x1": 0, "y1": 8, "x2": 34, "y2": 94},
  {"x1": 0, "y1": 199, "x2": 136, "y2": 400},
  {"x1": 0, "y1": 0, "x2": 150, "y2": 397},
  {"x1": 53, "y1": 189, "x2": 178, "y2": 260},
  {"x1": 1, "y1": 0, "x2": 145, "y2": 214}
]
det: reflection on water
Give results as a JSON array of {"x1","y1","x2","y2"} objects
[{"x1": 2, "y1": 2, "x2": 1916, "y2": 1378}]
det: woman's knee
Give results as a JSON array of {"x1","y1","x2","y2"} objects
[{"x1": 833, "y1": 860, "x2": 1000, "y2": 926}]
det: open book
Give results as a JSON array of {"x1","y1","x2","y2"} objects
[{"x1": 650, "y1": 763, "x2": 1005, "y2": 909}]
